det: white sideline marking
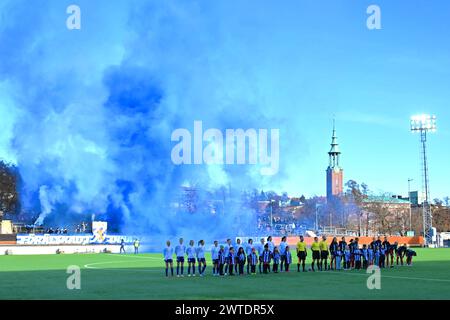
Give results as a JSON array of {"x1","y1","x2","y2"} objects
[
  {"x1": 85, "y1": 255, "x2": 450, "y2": 283},
  {"x1": 106, "y1": 254, "x2": 160, "y2": 260},
  {"x1": 84, "y1": 260, "x2": 134, "y2": 268},
  {"x1": 84, "y1": 261, "x2": 160, "y2": 272},
  {"x1": 84, "y1": 254, "x2": 161, "y2": 271}
]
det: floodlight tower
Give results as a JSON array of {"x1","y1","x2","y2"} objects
[
  {"x1": 410, "y1": 114, "x2": 436, "y2": 246},
  {"x1": 408, "y1": 178, "x2": 413, "y2": 232}
]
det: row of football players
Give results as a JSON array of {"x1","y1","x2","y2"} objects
[
  {"x1": 162, "y1": 236, "x2": 417, "y2": 277},
  {"x1": 162, "y1": 237, "x2": 289, "y2": 277}
]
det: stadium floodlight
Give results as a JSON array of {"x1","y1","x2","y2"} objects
[
  {"x1": 410, "y1": 114, "x2": 436, "y2": 246},
  {"x1": 410, "y1": 114, "x2": 437, "y2": 133}
]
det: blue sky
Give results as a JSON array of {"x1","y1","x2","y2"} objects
[{"x1": 0, "y1": 0, "x2": 449, "y2": 215}]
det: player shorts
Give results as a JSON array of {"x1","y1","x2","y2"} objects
[
  {"x1": 197, "y1": 258, "x2": 206, "y2": 263},
  {"x1": 212, "y1": 259, "x2": 219, "y2": 264},
  {"x1": 176, "y1": 256, "x2": 185, "y2": 263},
  {"x1": 164, "y1": 259, "x2": 173, "y2": 263},
  {"x1": 259, "y1": 256, "x2": 264, "y2": 263},
  {"x1": 312, "y1": 251, "x2": 320, "y2": 260},
  {"x1": 188, "y1": 258, "x2": 196, "y2": 264},
  {"x1": 320, "y1": 251, "x2": 329, "y2": 259},
  {"x1": 297, "y1": 251, "x2": 306, "y2": 260}
]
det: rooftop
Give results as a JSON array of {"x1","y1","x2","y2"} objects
[{"x1": 362, "y1": 195, "x2": 410, "y2": 204}]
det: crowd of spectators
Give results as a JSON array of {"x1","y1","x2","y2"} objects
[
  {"x1": 256, "y1": 215, "x2": 304, "y2": 236},
  {"x1": 45, "y1": 222, "x2": 89, "y2": 234},
  {"x1": 18, "y1": 221, "x2": 90, "y2": 235}
]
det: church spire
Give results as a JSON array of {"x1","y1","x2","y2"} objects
[
  {"x1": 326, "y1": 118, "x2": 344, "y2": 201},
  {"x1": 328, "y1": 119, "x2": 341, "y2": 168},
  {"x1": 329, "y1": 119, "x2": 340, "y2": 155}
]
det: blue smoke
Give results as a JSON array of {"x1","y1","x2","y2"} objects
[{"x1": 0, "y1": 0, "x2": 307, "y2": 243}]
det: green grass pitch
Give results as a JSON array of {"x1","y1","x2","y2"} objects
[{"x1": 1, "y1": 248, "x2": 450, "y2": 299}]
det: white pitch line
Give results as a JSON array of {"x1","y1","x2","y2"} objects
[
  {"x1": 84, "y1": 261, "x2": 160, "y2": 272},
  {"x1": 105, "y1": 254, "x2": 161, "y2": 260},
  {"x1": 84, "y1": 260, "x2": 140, "y2": 269},
  {"x1": 86, "y1": 256, "x2": 450, "y2": 283},
  {"x1": 84, "y1": 254, "x2": 161, "y2": 271}
]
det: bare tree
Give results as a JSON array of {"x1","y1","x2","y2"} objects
[
  {"x1": 432, "y1": 203, "x2": 450, "y2": 232},
  {"x1": 443, "y1": 196, "x2": 450, "y2": 207},
  {"x1": 344, "y1": 180, "x2": 369, "y2": 235}
]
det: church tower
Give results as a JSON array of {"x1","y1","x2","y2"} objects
[{"x1": 326, "y1": 120, "x2": 343, "y2": 201}]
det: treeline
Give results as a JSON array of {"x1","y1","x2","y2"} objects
[{"x1": 0, "y1": 160, "x2": 20, "y2": 218}]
